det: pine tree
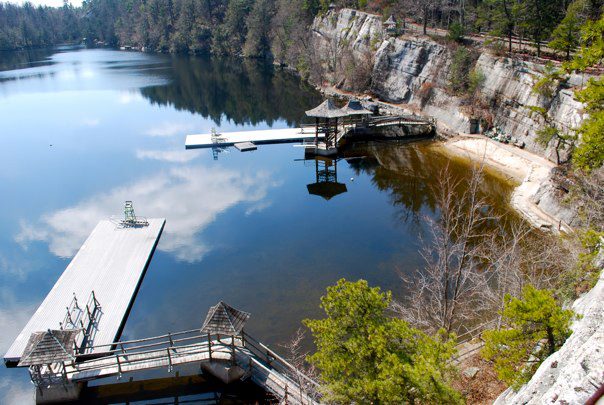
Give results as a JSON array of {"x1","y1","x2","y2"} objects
[
  {"x1": 482, "y1": 286, "x2": 574, "y2": 389},
  {"x1": 304, "y1": 279, "x2": 462, "y2": 404},
  {"x1": 549, "y1": 0, "x2": 584, "y2": 60}
]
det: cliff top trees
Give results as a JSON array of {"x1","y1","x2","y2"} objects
[
  {"x1": 570, "y1": 16, "x2": 604, "y2": 172},
  {"x1": 549, "y1": 0, "x2": 585, "y2": 60},
  {"x1": 304, "y1": 279, "x2": 462, "y2": 404}
]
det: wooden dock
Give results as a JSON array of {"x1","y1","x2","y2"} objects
[
  {"x1": 185, "y1": 127, "x2": 319, "y2": 149},
  {"x1": 4, "y1": 218, "x2": 166, "y2": 366}
]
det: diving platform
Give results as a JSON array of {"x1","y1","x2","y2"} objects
[
  {"x1": 185, "y1": 127, "x2": 319, "y2": 149},
  {"x1": 4, "y1": 218, "x2": 166, "y2": 366}
]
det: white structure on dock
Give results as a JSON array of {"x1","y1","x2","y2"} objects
[
  {"x1": 185, "y1": 127, "x2": 319, "y2": 149},
  {"x1": 4, "y1": 217, "x2": 165, "y2": 366}
]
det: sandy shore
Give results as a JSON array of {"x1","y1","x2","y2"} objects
[{"x1": 436, "y1": 135, "x2": 571, "y2": 233}]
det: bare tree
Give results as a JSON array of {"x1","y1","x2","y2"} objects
[
  {"x1": 392, "y1": 164, "x2": 497, "y2": 334},
  {"x1": 280, "y1": 328, "x2": 322, "y2": 404},
  {"x1": 392, "y1": 164, "x2": 580, "y2": 336}
]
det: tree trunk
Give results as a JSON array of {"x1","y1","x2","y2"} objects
[
  {"x1": 423, "y1": 6, "x2": 428, "y2": 35},
  {"x1": 546, "y1": 325, "x2": 556, "y2": 355}
]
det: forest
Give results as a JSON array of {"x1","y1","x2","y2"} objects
[{"x1": 1, "y1": 0, "x2": 602, "y2": 62}]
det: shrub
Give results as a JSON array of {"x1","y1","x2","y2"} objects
[
  {"x1": 448, "y1": 46, "x2": 477, "y2": 95},
  {"x1": 448, "y1": 22, "x2": 465, "y2": 43}
]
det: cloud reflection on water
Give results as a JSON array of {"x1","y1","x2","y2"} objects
[
  {"x1": 16, "y1": 164, "x2": 276, "y2": 263},
  {"x1": 136, "y1": 149, "x2": 202, "y2": 163}
]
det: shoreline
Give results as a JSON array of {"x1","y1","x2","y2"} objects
[
  {"x1": 320, "y1": 85, "x2": 572, "y2": 233},
  {"x1": 436, "y1": 136, "x2": 571, "y2": 233}
]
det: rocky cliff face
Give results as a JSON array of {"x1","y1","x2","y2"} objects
[{"x1": 311, "y1": 9, "x2": 586, "y2": 163}]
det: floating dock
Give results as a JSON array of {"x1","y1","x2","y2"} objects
[
  {"x1": 4, "y1": 218, "x2": 165, "y2": 366},
  {"x1": 185, "y1": 127, "x2": 320, "y2": 149}
]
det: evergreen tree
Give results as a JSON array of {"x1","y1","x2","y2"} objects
[
  {"x1": 550, "y1": 0, "x2": 584, "y2": 60},
  {"x1": 482, "y1": 286, "x2": 574, "y2": 389},
  {"x1": 517, "y1": 0, "x2": 564, "y2": 57},
  {"x1": 304, "y1": 279, "x2": 462, "y2": 404},
  {"x1": 570, "y1": 15, "x2": 604, "y2": 171},
  {"x1": 242, "y1": 0, "x2": 274, "y2": 57}
]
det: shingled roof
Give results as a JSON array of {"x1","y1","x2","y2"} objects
[
  {"x1": 305, "y1": 99, "x2": 348, "y2": 119},
  {"x1": 200, "y1": 302, "x2": 250, "y2": 335},
  {"x1": 342, "y1": 100, "x2": 373, "y2": 115},
  {"x1": 18, "y1": 329, "x2": 80, "y2": 366}
]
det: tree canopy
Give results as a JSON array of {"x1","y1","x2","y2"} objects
[
  {"x1": 304, "y1": 279, "x2": 462, "y2": 404},
  {"x1": 482, "y1": 285, "x2": 574, "y2": 389}
]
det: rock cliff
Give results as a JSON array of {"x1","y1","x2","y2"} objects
[{"x1": 311, "y1": 9, "x2": 586, "y2": 163}]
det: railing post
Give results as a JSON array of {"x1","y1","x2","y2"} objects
[
  {"x1": 167, "y1": 347, "x2": 173, "y2": 373},
  {"x1": 208, "y1": 333, "x2": 212, "y2": 362},
  {"x1": 168, "y1": 332, "x2": 174, "y2": 347},
  {"x1": 116, "y1": 354, "x2": 122, "y2": 379},
  {"x1": 231, "y1": 335, "x2": 235, "y2": 366}
]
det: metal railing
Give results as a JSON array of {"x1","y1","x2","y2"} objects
[
  {"x1": 60, "y1": 291, "x2": 102, "y2": 354},
  {"x1": 31, "y1": 328, "x2": 321, "y2": 403}
]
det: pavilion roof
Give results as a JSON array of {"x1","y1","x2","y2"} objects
[
  {"x1": 305, "y1": 99, "x2": 348, "y2": 119},
  {"x1": 200, "y1": 301, "x2": 250, "y2": 335},
  {"x1": 342, "y1": 100, "x2": 373, "y2": 115},
  {"x1": 18, "y1": 329, "x2": 80, "y2": 366}
]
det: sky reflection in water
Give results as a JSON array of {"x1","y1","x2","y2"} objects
[{"x1": 0, "y1": 47, "x2": 516, "y2": 403}]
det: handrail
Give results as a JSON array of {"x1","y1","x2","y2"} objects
[
  {"x1": 84, "y1": 328, "x2": 200, "y2": 349},
  {"x1": 35, "y1": 328, "x2": 321, "y2": 402}
]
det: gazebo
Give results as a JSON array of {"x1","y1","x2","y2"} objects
[
  {"x1": 305, "y1": 99, "x2": 348, "y2": 151},
  {"x1": 19, "y1": 329, "x2": 81, "y2": 387},
  {"x1": 307, "y1": 157, "x2": 348, "y2": 200},
  {"x1": 200, "y1": 301, "x2": 250, "y2": 336}
]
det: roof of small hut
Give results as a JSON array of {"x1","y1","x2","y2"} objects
[
  {"x1": 342, "y1": 100, "x2": 373, "y2": 115},
  {"x1": 200, "y1": 301, "x2": 250, "y2": 335},
  {"x1": 18, "y1": 329, "x2": 79, "y2": 366},
  {"x1": 305, "y1": 99, "x2": 348, "y2": 119}
]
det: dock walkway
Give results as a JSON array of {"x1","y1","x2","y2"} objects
[
  {"x1": 4, "y1": 218, "x2": 165, "y2": 365},
  {"x1": 185, "y1": 127, "x2": 318, "y2": 149}
]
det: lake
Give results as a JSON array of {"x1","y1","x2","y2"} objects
[{"x1": 0, "y1": 47, "x2": 516, "y2": 403}]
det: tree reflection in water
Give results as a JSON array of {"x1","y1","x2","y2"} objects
[{"x1": 141, "y1": 55, "x2": 322, "y2": 126}]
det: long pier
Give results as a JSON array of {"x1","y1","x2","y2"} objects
[
  {"x1": 184, "y1": 115, "x2": 434, "y2": 153},
  {"x1": 185, "y1": 127, "x2": 318, "y2": 149},
  {"x1": 4, "y1": 218, "x2": 165, "y2": 366}
]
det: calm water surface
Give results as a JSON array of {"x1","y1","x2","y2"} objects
[{"x1": 0, "y1": 47, "x2": 516, "y2": 403}]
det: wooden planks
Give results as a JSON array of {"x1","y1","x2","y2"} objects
[
  {"x1": 185, "y1": 128, "x2": 320, "y2": 149},
  {"x1": 4, "y1": 219, "x2": 165, "y2": 365}
]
